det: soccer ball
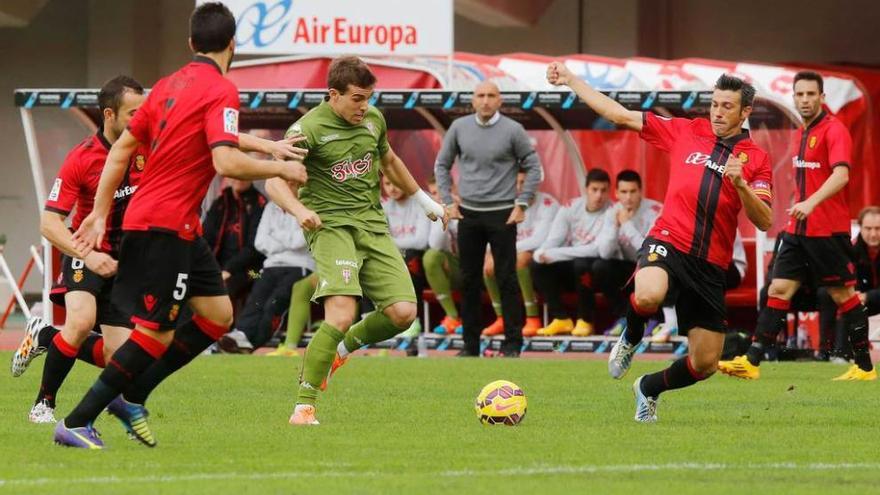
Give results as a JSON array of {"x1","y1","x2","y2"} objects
[{"x1": 475, "y1": 380, "x2": 527, "y2": 426}]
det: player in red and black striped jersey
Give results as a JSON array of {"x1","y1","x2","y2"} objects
[
  {"x1": 720, "y1": 71, "x2": 876, "y2": 381},
  {"x1": 10, "y1": 76, "x2": 146, "y2": 425},
  {"x1": 548, "y1": 62, "x2": 773, "y2": 422},
  {"x1": 54, "y1": 3, "x2": 308, "y2": 449}
]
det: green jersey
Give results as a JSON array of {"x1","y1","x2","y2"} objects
[{"x1": 285, "y1": 101, "x2": 389, "y2": 233}]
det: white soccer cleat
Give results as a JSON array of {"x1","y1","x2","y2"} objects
[
  {"x1": 608, "y1": 334, "x2": 637, "y2": 379},
  {"x1": 289, "y1": 404, "x2": 320, "y2": 425},
  {"x1": 28, "y1": 400, "x2": 57, "y2": 424},
  {"x1": 633, "y1": 376, "x2": 659, "y2": 423},
  {"x1": 12, "y1": 316, "x2": 50, "y2": 377}
]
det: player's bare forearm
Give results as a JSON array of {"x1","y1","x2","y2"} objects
[
  {"x1": 40, "y1": 211, "x2": 83, "y2": 258},
  {"x1": 213, "y1": 146, "x2": 307, "y2": 182},
  {"x1": 566, "y1": 78, "x2": 643, "y2": 131},
  {"x1": 265, "y1": 177, "x2": 305, "y2": 215},
  {"x1": 381, "y1": 149, "x2": 420, "y2": 196},
  {"x1": 237, "y1": 133, "x2": 270, "y2": 154},
  {"x1": 736, "y1": 184, "x2": 773, "y2": 231},
  {"x1": 807, "y1": 166, "x2": 849, "y2": 209}
]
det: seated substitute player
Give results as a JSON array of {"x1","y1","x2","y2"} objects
[
  {"x1": 547, "y1": 62, "x2": 773, "y2": 422},
  {"x1": 265, "y1": 56, "x2": 447, "y2": 426},
  {"x1": 531, "y1": 168, "x2": 612, "y2": 337},
  {"x1": 55, "y1": 2, "x2": 308, "y2": 449},
  {"x1": 719, "y1": 71, "x2": 876, "y2": 381},
  {"x1": 11, "y1": 76, "x2": 146, "y2": 424},
  {"x1": 482, "y1": 172, "x2": 559, "y2": 337},
  {"x1": 424, "y1": 177, "x2": 463, "y2": 335}
]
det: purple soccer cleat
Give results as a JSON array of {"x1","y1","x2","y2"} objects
[{"x1": 53, "y1": 420, "x2": 104, "y2": 449}]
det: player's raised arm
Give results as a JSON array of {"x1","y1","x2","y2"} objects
[
  {"x1": 546, "y1": 61, "x2": 643, "y2": 132},
  {"x1": 72, "y1": 129, "x2": 138, "y2": 254},
  {"x1": 380, "y1": 147, "x2": 448, "y2": 230}
]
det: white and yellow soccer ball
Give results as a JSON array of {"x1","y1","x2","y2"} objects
[{"x1": 475, "y1": 380, "x2": 527, "y2": 426}]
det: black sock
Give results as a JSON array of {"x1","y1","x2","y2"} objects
[
  {"x1": 124, "y1": 317, "x2": 224, "y2": 405},
  {"x1": 749, "y1": 298, "x2": 789, "y2": 365},
  {"x1": 841, "y1": 299, "x2": 873, "y2": 372},
  {"x1": 624, "y1": 293, "x2": 653, "y2": 346},
  {"x1": 36, "y1": 333, "x2": 78, "y2": 408},
  {"x1": 641, "y1": 356, "x2": 706, "y2": 397},
  {"x1": 76, "y1": 334, "x2": 105, "y2": 367},
  {"x1": 37, "y1": 325, "x2": 60, "y2": 348},
  {"x1": 65, "y1": 332, "x2": 166, "y2": 428}
]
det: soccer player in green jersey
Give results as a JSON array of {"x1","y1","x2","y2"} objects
[{"x1": 266, "y1": 56, "x2": 447, "y2": 425}]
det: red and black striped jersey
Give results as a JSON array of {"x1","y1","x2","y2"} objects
[
  {"x1": 124, "y1": 55, "x2": 240, "y2": 240},
  {"x1": 44, "y1": 129, "x2": 147, "y2": 256},
  {"x1": 640, "y1": 112, "x2": 773, "y2": 268},
  {"x1": 785, "y1": 111, "x2": 852, "y2": 237}
]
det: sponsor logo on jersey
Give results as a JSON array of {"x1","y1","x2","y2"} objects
[
  {"x1": 792, "y1": 157, "x2": 821, "y2": 169},
  {"x1": 365, "y1": 121, "x2": 378, "y2": 138},
  {"x1": 330, "y1": 153, "x2": 373, "y2": 182},
  {"x1": 48, "y1": 178, "x2": 62, "y2": 202},
  {"x1": 335, "y1": 259, "x2": 358, "y2": 268},
  {"x1": 113, "y1": 185, "x2": 138, "y2": 200},
  {"x1": 319, "y1": 133, "x2": 340, "y2": 143},
  {"x1": 134, "y1": 154, "x2": 146, "y2": 171},
  {"x1": 223, "y1": 107, "x2": 239, "y2": 135},
  {"x1": 809, "y1": 135, "x2": 818, "y2": 149},
  {"x1": 685, "y1": 152, "x2": 725, "y2": 174}
]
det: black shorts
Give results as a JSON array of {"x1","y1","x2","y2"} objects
[
  {"x1": 637, "y1": 236, "x2": 727, "y2": 333},
  {"x1": 772, "y1": 232, "x2": 857, "y2": 287},
  {"x1": 112, "y1": 231, "x2": 227, "y2": 331},
  {"x1": 50, "y1": 255, "x2": 132, "y2": 329}
]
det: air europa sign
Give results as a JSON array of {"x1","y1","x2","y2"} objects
[{"x1": 201, "y1": 0, "x2": 453, "y2": 56}]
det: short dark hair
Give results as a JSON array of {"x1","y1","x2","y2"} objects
[
  {"x1": 98, "y1": 75, "x2": 144, "y2": 115},
  {"x1": 585, "y1": 168, "x2": 611, "y2": 187},
  {"x1": 715, "y1": 74, "x2": 756, "y2": 108},
  {"x1": 793, "y1": 71, "x2": 824, "y2": 93},
  {"x1": 190, "y1": 2, "x2": 236, "y2": 54},
  {"x1": 328, "y1": 56, "x2": 377, "y2": 93},
  {"x1": 858, "y1": 205, "x2": 880, "y2": 225},
  {"x1": 616, "y1": 169, "x2": 642, "y2": 189}
]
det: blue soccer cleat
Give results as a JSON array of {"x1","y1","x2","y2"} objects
[
  {"x1": 632, "y1": 376, "x2": 659, "y2": 423},
  {"x1": 54, "y1": 420, "x2": 104, "y2": 449},
  {"x1": 107, "y1": 395, "x2": 156, "y2": 447}
]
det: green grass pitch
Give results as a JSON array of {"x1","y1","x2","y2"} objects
[{"x1": 1, "y1": 352, "x2": 877, "y2": 494}]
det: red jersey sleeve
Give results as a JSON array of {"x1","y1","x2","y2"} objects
[
  {"x1": 205, "y1": 82, "x2": 240, "y2": 149},
  {"x1": 827, "y1": 121, "x2": 853, "y2": 168},
  {"x1": 126, "y1": 94, "x2": 152, "y2": 144},
  {"x1": 746, "y1": 151, "x2": 773, "y2": 206},
  {"x1": 639, "y1": 111, "x2": 689, "y2": 152},
  {"x1": 45, "y1": 150, "x2": 83, "y2": 216}
]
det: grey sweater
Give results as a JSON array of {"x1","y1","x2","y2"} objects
[{"x1": 434, "y1": 113, "x2": 542, "y2": 210}]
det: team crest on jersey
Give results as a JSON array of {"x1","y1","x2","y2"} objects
[
  {"x1": 223, "y1": 107, "x2": 239, "y2": 135},
  {"x1": 72, "y1": 270, "x2": 84, "y2": 283},
  {"x1": 134, "y1": 154, "x2": 146, "y2": 171},
  {"x1": 169, "y1": 304, "x2": 180, "y2": 321},
  {"x1": 342, "y1": 268, "x2": 352, "y2": 284},
  {"x1": 809, "y1": 136, "x2": 818, "y2": 149},
  {"x1": 364, "y1": 121, "x2": 378, "y2": 137},
  {"x1": 330, "y1": 153, "x2": 373, "y2": 182},
  {"x1": 738, "y1": 152, "x2": 748, "y2": 164}
]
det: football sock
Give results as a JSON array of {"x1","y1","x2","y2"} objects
[
  {"x1": 76, "y1": 334, "x2": 105, "y2": 367},
  {"x1": 747, "y1": 297, "x2": 789, "y2": 366},
  {"x1": 297, "y1": 322, "x2": 345, "y2": 405},
  {"x1": 662, "y1": 306, "x2": 678, "y2": 329},
  {"x1": 517, "y1": 267, "x2": 539, "y2": 318},
  {"x1": 65, "y1": 330, "x2": 167, "y2": 428},
  {"x1": 36, "y1": 333, "x2": 79, "y2": 408},
  {"x1": 424, "y1": 250, "x2": 459, "y2": 319},
  {"x1": 640, "y1": 356, "x2": 707, "y2": 397},
  {"x1": 340, "y1": 310, "x2": 407, "y2": 356},
  {"x1": 839, "y1": 296, "x2": 873, "y2": 372},
  {"x1": 483, "y1": 274, "x2": 503, "y2": 316},
  {"x1": 285, "y1": 276, "x2": 316, "y2": 348},
  {"x1": 625, "y1": 293, "x2": 654, "y2": 346},
  {"x1": 123, "y1": 316, "x2": 226, "y2": 405},
  {"x1": 37, "y1": 324, "x2": 60, "y2": 348}
]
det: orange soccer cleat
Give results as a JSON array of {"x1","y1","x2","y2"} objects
[{"x1": 481, "y1": 317, "x2": 505, "y2": 336}]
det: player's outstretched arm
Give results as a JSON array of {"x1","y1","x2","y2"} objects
[
  {"x1": 789, "y1": 166, "x2": 848, "y2": 221},
  {"x1": 72, "y1": 130, "x2": 138, "y2": 254},
  {"x1": 381, "y1": 148, "x2": 448, "y2": 230},
  {"x1": 546, "y1": 61, "x2": 643, "y2": 132},
  {"x1": 265, "y1": 177, "x2": 321, "y2": 231},
  {"x1": 238, "y1": 132, "x2": 308, "y2": 161},
  {"x1": 212, "y1": 145, "x2": 308, "y2": 182}
]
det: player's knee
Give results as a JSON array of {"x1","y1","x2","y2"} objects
[
  {"x1": 386, "y1": 302, "x2": 417, "y2": 328},
  {"x1": 767, "y1": 281, "x2": 795, "y2": 300},
  {"x1": 632, "y1": 290, "x2": 662, "y2": 313},
  {"x1": 827, "y1": 286, "x2": 855, "y2": 306},
  {"x1": 483, "y1": 265, "x2": 495, "y2": 278},
  {"x1": 64, "y1": 314, "x2": 96, "y2": 339},
  {"x1": 515, "y1": 252, "x2": 532, "y2": 269}
]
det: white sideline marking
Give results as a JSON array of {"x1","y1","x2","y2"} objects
[{"x1": 1, "y1": 462, "x2": 879, "y2": 487}]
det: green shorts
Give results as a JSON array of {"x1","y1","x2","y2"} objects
[{"x1": 306, "y1": 226, "x2": 416, "y2": 311}]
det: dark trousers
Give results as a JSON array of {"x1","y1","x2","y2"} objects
[
  {"x1": 459, "y1": 207, "x2": 523, "y2": 353},
  {"x1": 402, "y1": 249, "x2": 427, "y2": 319},
  {"x1": 533, "y1": 257, "x2": 596, "y2": 321},
  {"x1": 592, "y1": 259, "x2": 637, "y2": 318},
  {"x1": 237, "y1": 266, "x2": 310, "y2": 348}
]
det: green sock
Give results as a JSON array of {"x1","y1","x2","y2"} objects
[
  {"x1": 296, "y1": 322, "x2": 345, "y2": 405},
  {"x1": 400, "y1": 318, "x2": 422, "y2": 339},
  {"x1": 517, "y1": 267, "x2": 539, "y2": 318},
  {"x1": 424, "y1": 250, "x2": 458, "y2": 318},
  {"x1": 285, "y1": 275, "x2": 316, "y2": 348},
  {"x1": 342, "y1": 310, "x2": 407, "y2": 354},
  {"x1": 483, "y1": 274, "x2": 502, "y2": 316}
]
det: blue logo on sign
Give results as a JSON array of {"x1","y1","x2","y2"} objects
[{"x1": 237, "y1": 0, "x2": 292, "y2": 48}]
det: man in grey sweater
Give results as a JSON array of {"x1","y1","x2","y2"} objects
[{"x1": 434, "y1": 81, "x2": 542, "y2": 357}]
